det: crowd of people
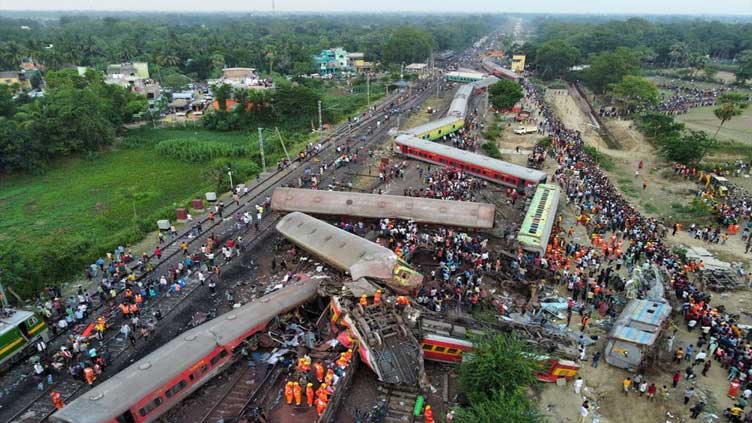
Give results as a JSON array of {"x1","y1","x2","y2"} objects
[{"x1": 522, "y1": 75, "x2": 752, "y2": 421}]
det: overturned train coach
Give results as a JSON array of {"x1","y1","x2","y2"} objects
[
  {"x1": 50, "y1": 279, "x2": 320, "y2": 423},
  {"x1": 270, "y1": 187, "x2": 495, "y2": 229},
  {"x1": 276, "y1": 212, "x2": 424, "y2": 295}
]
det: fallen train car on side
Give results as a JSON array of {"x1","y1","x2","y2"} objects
[
  {"x1": 394, "y1": 134, "x2": 547, "y2": 189},
  {"x1": 50, "y1": 278, "x2": 320, "y2": 423},
  {"x1": 517, "y1": 183, "x2": 561, "y2": 255},
  {"x1": 276, "y1": 212, "x2": 423, "y2": 294},
  {"x1": 270, "y1": 187, "x2": 495, "y2": 229}
]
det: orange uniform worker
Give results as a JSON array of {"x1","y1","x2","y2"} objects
[
  {"x1": 306, "y1": 383, "x2": 315, "y2": 407},
  {"x1": 424, "y1": 405, "x2": 434, "y2": 423},
  {"x1": 396, "y1": 296, "x2": 409, "y2": 308},
  {"x1": 314, "y1": 361, "x2": 325, "y2": 382},
  {"x1": 325, "y1": 368, "x2": 335, "y2": 386},
  {"x1": 293, "y1": 381, "x2": 302, "y2": 405},
  {"x1": 359, "y1": 294, "x2": 368, "y2": 306},
  {"x1": 50, "y1": 391, "x2": 65, "y2": 409},
  {"x1": 284, "y1": 381, "x2": 294, "y2": 405},
  {"x1": 316, "y1": 397, "x2": 328, "y2": 416},
  {"x1": 373, "y1": 289, "x2": 382, "y2": 305},
  {"x1": 128, "y1": 303, "x2": 139, "y2": 316}
]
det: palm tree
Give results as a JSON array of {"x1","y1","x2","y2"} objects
[
  {"x1": 713, "y1": 93, "x2": 749, "y2": 137},
  {"x1": 265, "y1": 45, "x2": 276, "y2": 75}
]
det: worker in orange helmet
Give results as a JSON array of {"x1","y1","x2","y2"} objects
[
  {"x1": 314, "y1": 361, "x2": 325, "y2": 382},
  {"x1": 344, "y1": 348, "x2": 353, "y2": 363},
  {"x1": 424, "y1": 405, "x2": 435, "y2": 423},
  {"x1": 359, "y1": 294, "x2": 368, "y2": 306},
  {"x1": 284, "y1": 381, "x2": 294, "y2": 405},
  {"x1": 373, "y1": 289, "x2": 382, "y2": 305},
  {"x1": 306, "y1": 383, "x2": 315, "y2": 407},
  {"x1": 50, "y1": 391, "x2": 65, "y2": 409},
  {"x1": 336, "y1": 353, "x2": 348, "y2": 370},
  {"x1": 315, "y1": 397, "x2": 328, "y2": 416},
  {"x1": 324, "y1": 368, "x2": 335, "y2": 386},
  {"x1": 316, "y1": 383, "x2": 330, "y2": 401},
  {"x1": 293, "y1": 381, "x2": 302, "y2": 406}
]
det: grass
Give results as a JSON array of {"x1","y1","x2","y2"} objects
[
  {"x1": 675, "y1": 106, "x2": 752, "y2": 145},
  {"x1": 666, "y1": 199, "x2": 715, "y2": 225},
  {"x1": 583, "y1": 145, "x2": 616, "y2": 171},
  {"x1": 0, "y1": 127, "x2": 300, "y2": 298},
  {"x1": 481, "y1": 142, "x2": 503, "y2": 159}
]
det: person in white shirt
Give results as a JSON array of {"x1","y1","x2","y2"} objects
[{"x1": 574, "y1": 376, "x2": 584, "y2": 394}]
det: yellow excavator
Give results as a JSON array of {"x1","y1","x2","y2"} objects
[{"x1": 698, "y1": 172, "x2": 729, "y2": 197}]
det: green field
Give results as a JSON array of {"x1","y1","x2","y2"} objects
[
  {"x1": 0, "y1": 127, "x2": 295, "y2": 298},
  {"x1": 675, "y1": 106, "x2": 752, "y2": 145}
]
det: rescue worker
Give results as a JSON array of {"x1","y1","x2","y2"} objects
[
  {"x1": 373, "y1": 289, "x2": 382, "y2": 305},
  {"x1": 396, "y1": 296, "x2": 410, "y2": 309},
  {"x1": 306, "y1": 383, "x2": 315, "y2": 407},
  {"x1": 325, "y1": 368, "x2": 335, "y2": 386},
  {"x1": 284, "y1": 381, "x2": 294, "y2": 405},
  {"x1": 119, "y1": 303, "x2": 130, "y2": 317},
  {"x1": 316, "y1": 383, "x2": 329, "y2": 400},
  {"x1": 50, "y1": 391, "x2": 64, "y2": 409},
  {"x1": 424, "y1": 405, "x2": 435, "y2": 423},
  {"x1": 359, "y1": 294, "x2": 368, "y2": 307},
  {"x1": 128, "y1": 303, "x2": 139, "y2": 317},
  {"x1": 344, "y1": 349, "x2": 353, "y2": 363},
  {"x1": 336, "y1": 353, "x2": 348, "y2": 370},
  {"x1": 314, "y1": 361, "x2": 325, "y2": 382},
  {"x1": 293, "y1": 381, "x2": 302, "y2": 406},
  {"x1": 316, "y1": 397, "x2": 327, "y2": 416}
]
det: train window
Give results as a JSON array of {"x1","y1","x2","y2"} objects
[
  {"x1": 447, "y1": 348, "x2": 459, "y2": 354},
  {"x1": 116, "y1": 411, "x2": 136, "y2": 423},
  {"x1": 165, "y1": 380, "x2": 187, "y2": 398},
  {"x1": 422, "y1": 344, "x2": 433, "y2": 351},
  {"x1": 138, "y1": 397, "x2": 163, "y2": 417},
  {"x1": 210, "y1": 350, "x2": 229, "y2": 366},
  {"x1": 434, "y1": 346, "x2": 447, "y2": 353}
]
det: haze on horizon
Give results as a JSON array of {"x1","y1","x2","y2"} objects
[{"x1": 1, "y1": 0, "x2": 750, "y2": 15}]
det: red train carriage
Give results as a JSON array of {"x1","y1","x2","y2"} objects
[
  {"x1": 420, "y1": 333, "x2": 473, "y2": 363},
  {"x1": 394, "y1": 134, "x2": 547, "y2": 189},
  {"x1": 50, "y1": 279, "x2": 320, "y2": 423}
]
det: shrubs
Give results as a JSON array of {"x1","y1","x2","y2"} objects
[
  {"x1": 481, "y1": 142, "x2": 503, "y2": 159},
  {"x1": 156, "y1": 139, "x2": 252, "y2": 162}
]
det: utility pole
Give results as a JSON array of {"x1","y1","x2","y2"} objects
[
  {"x1": 317, "y1": 100, "x2": 323, "y2": 144},
  {"x1": 0, "y1": 267, "x2": 9, "y2": 309},
  {"x1": 258, "y1": 127, "x2": 266, "y2": 174},
  {"x1": 275, "y1": 127, "x2": 290, "y2": 162},
  {"x1": 366, "y1": 72, "x2": 370, "y2": 108}
]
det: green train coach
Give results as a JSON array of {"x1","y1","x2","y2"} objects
[{"x1": 0, "y1": 310, "x2": 49, "y2": 365}]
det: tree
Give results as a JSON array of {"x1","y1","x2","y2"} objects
[
  {"x1": 488, "y1": 80, "x2": 523, "y2": 111},
  {"x1": 453, "y1": 390, "x2": 545, "y2": 423},
  {"x1": 703, "y1": 63, "x2": 719, "y2": 80},
  {"x1": 608, "y1": 75, "x2": 659, "y2": 112},
  {"x1": 657, "y1": 129, "x2": 717, "y2": 165},
  {"x1": 534, "y1": 40, "x2": 579, "y2": 80},
  {"x1": 383, "y1": 27, "x2": 437, "y2": 65},
  {"x1": 212, "y1": 83, "x2": 232, "y2": 112},
  {"x1": 638, "y1": 112, "x2": 685, "y2": 139},
  {"x1": 713, "y1": 93, "x2": 749, "y2": 137},
  {"x1": 688, "y1": 53, "x2": 709, "y2": 77},
  {"x1": 736, "y1": 50, "x2": 752, "y2": 85},
  {"x1": 584, "y1": 48, "x2": 641, "y2": 93},
  {"x1": 458, "y1": 334, "x2": 542, "y2": 401}
]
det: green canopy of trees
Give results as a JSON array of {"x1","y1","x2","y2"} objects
[
  {"x1": 534, "y1": 40, "x2": 580, "y2": 80},
  {"x1": 0, "y1": 70, "x2": 147, "y2": 174},
  {"x1": 608, "y1": 75, "x2": 659, "y2": 111},
  {"x1": 488, "y1": 80, "x2": 524, "y2": 111},
  {"x1": 638, "y1": 112, "x2": 718, "y2": 165},
  {"x1": 0, "y1": 14, "x2": 498, "y2": 78},
  {"x1": 454, "y1": 334, "x2": 544, "y2": 422},
  {"x1": 737, "y1": 50, "x2": 752, "y2": 84},
  {"x1": 713, "y1": 92, "x2": 750, "y2": 136},
  {"x1": 584, "y1": 47, "x2": 641, "y2": 93}
]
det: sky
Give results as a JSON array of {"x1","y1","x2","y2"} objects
[{"x1": 1, "y1": 0, "x2": 750, "y2": 14}]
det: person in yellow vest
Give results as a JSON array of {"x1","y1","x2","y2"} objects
[{"x1": 359, "y1": 294, "x2": 368, "y2": 307}]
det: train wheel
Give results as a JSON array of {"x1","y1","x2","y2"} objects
[
  {"x1": 369, "y1": 332, "x2": 382, "y2": 347},
  {"x1": 398, "y1": 325, "x2": 408, "y2": 338}
]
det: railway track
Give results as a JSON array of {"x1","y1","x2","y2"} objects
[
  {"x1": 2, "y1": 79, "x2": 441, "y2": 423},
  {"x1": 198, "y1": 363, "x2": 276, "y2": 423},
  {"x1": 378, "y1": 384, "x2": 421, "y2": 423}
]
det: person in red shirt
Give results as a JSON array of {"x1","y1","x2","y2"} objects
[{"x1": 672, "y1": 370, "x2": 682, "y2": 388}]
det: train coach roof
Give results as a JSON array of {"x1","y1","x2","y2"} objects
[
  {"x1": 447, "y1": 84, "x2": 474, "y2": 117},
  {"x1": 395, "y1": 134, "x2": 547, "y2": 182},
  {"x1": 0, "y1": 309, "x2": 34, "y2": 336},
  {"x1": 276, "y1": 212, "x2": 397, "y2": 281},
  {"x1": 271, "y1": 187, "x2": 495, "y2": 229},
  {"x1": 472, "y1": 76, "x2": 499, "y2": 90},
  {"x1": 51, "y1": 280, "x2": 319, "y2": 423},
  {"x1": 404, "y1": 116, "x2": 462, "y2": 137},
  {"x1": 51, "y1": 328, "x2": 217, "y2": 423}
]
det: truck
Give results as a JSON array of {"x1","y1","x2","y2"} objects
[{"x1": 514, "y1": 126, "x2": 537, "y2": 135}]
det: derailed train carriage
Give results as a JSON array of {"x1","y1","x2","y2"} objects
[
  {"x1": 50, "y1": 279, "x2": 320, "y2": 423},
  {"x1": 394, "y1": 134, "x2": 547, "y2": 189},
  {"x1": 275, "y1": 212, "x2": 423, "y2": 295},
  {"x1": 270, "y1": 187, "x2": 495, "y2": 229}
]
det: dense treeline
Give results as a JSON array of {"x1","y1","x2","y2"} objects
[
  {"x1": 0, "y1": 14, "x2": 497, "y2": 78},
  {"x1": 519, "y1": 18, "x2": 752, "y2": 88},
  {"x1": 0, "y1": 69, "x2": 146, "y2": 174}
]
